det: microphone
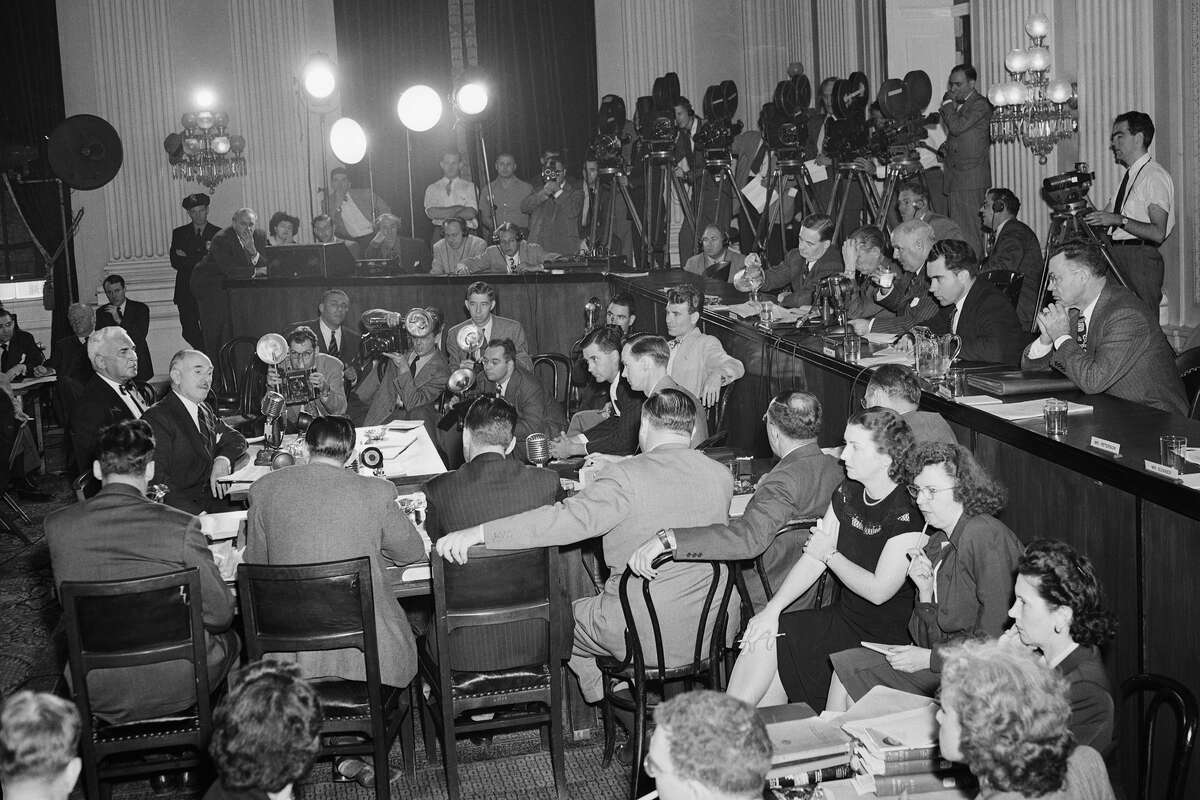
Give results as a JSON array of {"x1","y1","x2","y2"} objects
[
  {"x1": 525, "y1": 433, "x2": 550, "y2": 467},
  {"x1": 261, "y1": 390, "x2": 285, "y2": 447}
]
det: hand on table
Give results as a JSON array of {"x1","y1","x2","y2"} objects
[{"x1": 210, "y1": 458, "x2": 232, "y2": 499}]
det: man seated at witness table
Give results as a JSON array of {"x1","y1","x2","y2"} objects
[
  {"x1": 521, "y1": 155, "x2": 584, "y2": 256},
  {"x1": 266, "y1": 326, "x2": 347, "y2": 429},
  {"x1": 683, "y1": 225, "x2": 745, "y2": 282},
  {"x1": 312, "y1": 212, "x2": 361, "y2": 258},
  {"x1": 0, "y1": 691, "x2": 83, "y2": 800},
  {"x1": 897, "y1": 180, "x2": 967, "y2": 246},
  {"x1": 551, "y1": 325, "x2": 644, "y2": 459},
  {"x1": 979, "y1": 188, "x2": 1043, "y2": 329},
  {"x1": 435, "y1": 391, "x2": 735, "y2": 719},
  {"x1": 291, "y1": 288, "x2": 360, "y2": 385},
  {"x1": 363, "y1": 212, "x2": 431, "y2": 273},
  {"x1": 922, "y1": 239, "x2": 1027, "y2": 365},
  {"x1": 761, "y1": 213, "x2": 843, "y2": 309},
  {"x1": 456, "y1": 222, "x2": 557, "y2": 274},
  {"x1": 474, "y1": 338, "x2": 553, "y2": 463},
  {"x1": 45, "y1": 420, "x2": 239, "y2": 724},
  {"x1": 444, "y1": 281, "x2": 534, "y2": 372},
  {"x1": 141, "y1": 349, "x2": 248, "y2": 515},
  {"x1": 839, "y1": 225, "x2": 897, "y2": 325},
  {"x1": 244, "y1": 416, "x2": 425, "y2": 789},
  {"x1": 479, "y1": 152, "x2": 533, "y2": 233},
  {"x1": 613, "y1": 333, "x2": 707, "y2": 449},
  {"x1": 430, "y1": 217, "x2": 488, "y2": 276},
  {"x1": 606, "y1": 292, "x2": 637, "y2": 336},
  {"x1": 94, "y1": 274, "x2": 153, "y2": 381},
  {"x1": 362, "y1": 307, "x2": 450, "y2": 435},
  {"x1": 663, "y1": 284, "x2": 745, "y2": 408},
  {"x1": 69, "y1": 328, "x2": 155, "y2": 480},
  {"x1": 864, "y1": 364, "x2": 957, "y2": 444},
  {"x1": 850, "y1": 219, "x2": 939, "y2": 335},
  {"x1": 323, "y1": 166, "x2": 390, "y2": 251},
  {"x1": 1022, "y1": 239, "x2": 1188, "y2": 415}
]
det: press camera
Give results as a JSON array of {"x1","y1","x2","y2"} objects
[
  {"x1": 692, "y1": 80, "x2": 743, "y2": 165},
  {"x1": 1042, "y1": 164, "x2": 1095, "y2": 210},
  {"x1": 759, "y1": 72, "x2": 812, "y2": 164},
  {"x1": 587, "y1": 95, "x2": 630, "y2": 169},
  {"x1": 358, "y1": 308, "x2": 405, "y2": 363}
]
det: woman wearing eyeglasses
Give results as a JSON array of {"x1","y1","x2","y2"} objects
[
  {"x1": 825, "y1": 441, "x2": 1022, "y2": 711},
  {"x1": 728, "y1": 408, "x2": 925, "y2": 711}
]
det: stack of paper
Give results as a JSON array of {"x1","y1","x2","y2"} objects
[{"x1": 977, "y1": 399, "x2": 1092, "y2": 421}]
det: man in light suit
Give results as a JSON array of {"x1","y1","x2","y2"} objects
[
  {"x1": 940, "y1": 64, "x2": 992, "y2": 258},
  {"x1": 170, "y1": 193, "x2": 220, "y2": 350},
  {"x1": 762, "y1": 214, "x2": 844, "y2": 309},
  {"x1": 444, "y1": 281, "x2": 533, "y2": 371},
  {"x1": 70, "y1": 328, "x2": 155, "y2": 484},
  {"x1": 141, "y1": 350, "x2": 248, "y2": 515},
  {"x1": 265, "y1": 326, "x2": 347, "y2": 429},
  {"x1": 620, "y1": 334, "x2": 708, "y2": 448},
  {"x1": 457, "y1": 223, "x2": 558, "y2": 274},
  {"x1": 662, "y1": 284, "x2": 744, "y2": 408},
  {"x1": 95, "y1": 274, "x2": 153, "y2": 381},
  {"x1": 191, "y1": 208, "x2": 269, "y2": 358},
  {"x1": 45, "y1": 419, "x2": 238, "y2": 724},
  {"x1": 683, "y1": 226, "x2": 745, "y2": 282},
  {"x1": 980, "y1": 188, "x2": 1043, "y2": 329},
  {"x1": 362, "y1": 307, "x2": 450, "y2": 432},
  {"x1": 1022, "y1": 239, "x2": 1187, "y2": 415},
  {"x1": 435, "y1": 390, "x2": 735, "y2": 706},
  {"x1": 476, "y1": 338, "x2": 553, "y2": 462},
  {"x1": 924, "y1": 239, "x2": 1027, "y2": 365},
  {"x1": 628, "y1": 391, "x2": 842, "y2": 615}
]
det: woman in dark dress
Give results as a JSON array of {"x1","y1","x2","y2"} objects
[{"x1": 728, "y1": 409, "x2": 925, "y2": 710}]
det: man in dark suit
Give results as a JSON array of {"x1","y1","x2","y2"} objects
[
  {"x1": 980, "y1": 188, "x2": 1043, "y2": 329},
  {"x1": 1022, "y1": 239, "x2": 1188, "y2": 415},
  {"x1": 361, "y1": 308, "x2": 450, "y2": 434},
  {"x1": 925, "y1": 239, "x2": 1027, "y2": 365},
  {"x1": 476, "y1": 338, "x2": 552, "y2": 462},
  {"x1": 292, "y1": 288, "x2": 361, "y2": 381},
  {"x1": 445, "y1": 282, "x2": 533, "y2": 371},
  {"x1": 520, "y1": 157, "x2": 584, "y2": 256},
  {"x1": 897, "y1": 181, "x2": 967, "y2": 246},
  {"x1": 0, "y1": 309, "x2": 46, "y2": 378},
  {"x1": 940, "y1": 64, "x2": 992, "y2": 258},
  {"x1": 94, "y1": 274, "x2": 153, "y2": 381},
  {"x1": 762, "y1": 213, "x2": 844, "y2": 309},
  {"x1": 190, "y1": 207, "x2": 269, "y2": 358},
  {"x1": 70, "y1": 328, "x2": 155, "y2": 481},
  {"x1": 170, "y1": 193, "x2": 219, "y2": 350},
  {"x1": 551, "y1": 325, "x2": 645, "y2": 459},
  {"x1": 627, "y1": 391, "x2": 842, "y2": 615},
  {"x1": 141, "y1": 350, "x2": 248, "y2": 515},
  {"x1": 44, "y1": 419, "x2": 238, "y2": 724},
  {"x1": 48, "y1": 303, "x2": 94, "y2": 387},
  {"x1": 850, "y1": 219, "x2": 939, "y2": 335}
]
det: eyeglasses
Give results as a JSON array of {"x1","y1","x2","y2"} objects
[{"x1": 907, "y1": 484, "x2": 959, "y2": 500}]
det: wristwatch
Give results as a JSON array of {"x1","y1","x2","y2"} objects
[
  {"x1": 655, "y1": 528, "x2": 676, "y2": 555},
  {"x1": 1119, "y1": 215, "x2": 1129, "y2": 229},
  {"x1": 823, "y1": 549, "x2": 840, "y2": 565}
]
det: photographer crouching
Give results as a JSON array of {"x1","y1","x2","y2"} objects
[{"x1": 266, "y1": 326, "x2": 347, "y2": 429}]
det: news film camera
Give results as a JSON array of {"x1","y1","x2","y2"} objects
[
  {"x1": 872, "y1": 70, "x2": 940, "y2": 159},
  {"x1": 634, "y1": 72, "x2": 683, "y2": 161},
  {"x1": 587, "y1": 95, "x2": 630, "y2": 170},
  {"x1": 692, "y1": 80, "x2": 743, "y2": 170},
  {"x1": 822, "y1": 71, "x2": 873, "y2": 161},
  {"x1": 1042, "y1": 163, "x2": 1096, "y2": 212},
  {"x1": 758, "y1": 73, "x2": 812, "y2": 168},
  {"x1": 358, "y1": 308, "x2": 405, "y2": 365}
]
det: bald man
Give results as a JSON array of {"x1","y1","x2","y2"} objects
[{"x1": 190, "y1": 208, "x2": 270, "y2": 357}]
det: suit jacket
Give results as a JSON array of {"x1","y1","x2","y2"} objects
[
  {"x1": 363, "y1": 349, "x2": 450, "y2": 426},
  {"x1": 940, "y1": 91, "x2": 993, "y2": 192},
  {"x1": 1021, "y1": 283, "x2": 1188, "y2": 415},
  {"x1": 580, "y1": 378, "x2": 645, "y2": 456},
  {"x1": 364, "y1": 236, "x2": 431, "y2": 273},
  {"x1": 683, "y1": 249, "x2": 745, "y2": 282},
  {"x1": 985, "y1": 219, "x2": 1043, "y2": 328},
  {"x1": 95, "y1": 299, "x2": 154, "y2": 380},
  {"x1": 873, "y1": 267, "x2": 939, "y2": 334},
  {"x1": 430, "y1": 235, "x2": 488, "y2": 275},
  {"x1": 522, "y1": 180, "x2": 585, "y2": 255},
  {"x1": 650, "y1": 374, "x2": 709, "y2": 447},
  {"x1": 666, "y1": 328, "x2": 745, "y2": 403},
  {"x1": 170, "y1": 221, "x2": 221, "y2": 304},
  {"x1": 478, "y1": 367, "x2": 553, "y2": 461},
  {"x1": 484, "y1": 443, "x2": 734, "y2": 667},
  {"x1": 461, "y1": 241, "x2": 556, "y2": 274},
  {"x1": 322, "y1": 188, "x2": 391, "y2": 241},
  {"x1": 1056, "y1": 645, "x2": 1114, "y2": 753},
  {"x1": 673, "y1": 442, "x2": 843, "y2": 613},
  {"x1": 141, "y1": 392, "x2": 248, "y2": 515},
  {"x1": 48, "y1": 334, "x2": 93, "y2": 387},
  {"x1": 245, "y1": 463, "x2": 426, "y2": 688},
  {"x1": 921, "y1": 212, "x2": 967, "y2": 246},
  {"x1": 763, "y1": 246, "x2": 844, "y2": 307},
  {"x1": 1, "y1": 329, "x2": 45, "y2": 373},
  {"x1": 70, "y1": 373, "x2": 154, "y2": 473},
  {"x1": 424, "y1": 451, "x2": 560, "y2": 542},
  {"x1": 45, "y1": 483, "x2": 234, "y2": 723},
  {"x1": 445, "y1": 315, "x2": 533, "y2": 372},
  {"x1": 927, "y1": 277, "x2": 1027, "y2": 365},
  {"x1": 292, "y1": 318, "x2": 361, "y2": 366},
  {"x1": 191, "y1": 226, "x2": 269, "y2": 297}
]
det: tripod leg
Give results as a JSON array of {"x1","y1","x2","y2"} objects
[
  {"x1": 877, "y1": 174, "x2": 897, "y2": 235},
  {"x1": 858, "y1": 173, "x2": 881, "y2": 228},
  {"x1": 1031, "y1": 217, "x2": 1063, "y2": 334},
  {"x1": 756, "y1": 172, "x2": 778, "y2": 249},
  {"x1": 798, "y1": 168, "x2": 818, "y2": 218},
  {"x1": 724, "y1": 166, "x2": 763, "y2": 253},
  {"x1": 615, "y1": 179, "x2": 645, "y2": 249},
  {"x1": 825, "y1": 171, "x2": 843, "y2": 217},
  {"x1": 589, "y1": 182, "x2": 604, "y2": 252},
  {"x1": 831, "y1": 176, "x2": 852, "y2": 243},
  {"x1": 1080, "y1": 222, "x2": 1129, "y2": 290}
]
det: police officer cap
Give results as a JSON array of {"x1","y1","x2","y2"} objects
[{"x1": 182, "y1": 193, "x2": 211, "y2": 210}]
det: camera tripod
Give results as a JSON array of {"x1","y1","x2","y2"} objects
[
  {"x1": 754, "y1": 149, "x2": 821, "y2": 262},
  {"x1": 875, "y1": 155, "x2": 929, "y2": 234},
  {"x1": 1029, "y1": 202, "x2": 1130, "y2": 334},
  {"x1": 638, "y1": 145, "x2": 696, "y2": 269},
  {"x1": 691, "y1": 150, "x2": 765, "y2": 254},
  {"x1": 826, "y1": 161, "x2": 881, "y2": 243},
  {"x1": 586, "y1": 164, "x2": 646, "y2": 260}
]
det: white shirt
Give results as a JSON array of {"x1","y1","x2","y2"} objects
[
  {"x1": 950, "y1": 287, "x2": 969, "y2": 334},
  {"x1": 1106, "y1": 153, "x2": 1174, "y2": 241},
  {"x1": 175, "y1": 390, "x2": 203, "y2": 433},
  {"x1": 100, "y1": 374, "x2": 144, "y2": 418},
  {"x1": 423, "y1": 177, "x2": 480, "y2": 229},
  {"x1": 318, "y1": 320, "x2": 339, "y2": 353},
  {"x1": 1026, "y1": 290, "x2": 1101, "y2": 359},
  {"x1": 496, "y1": 376, "x2": 509, "y2": 397},
  {"x1": 339, "y1": 194, "x2": 374, "y2": 238}
]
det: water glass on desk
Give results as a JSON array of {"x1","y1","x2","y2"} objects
[
  {"x1": 842, "y1": 334, "x2": 861, "y2": 363},
  {"x1": 947, "y1": 368, "x2": 967, "y2": 397},
  {"x1": 1043, "y1": 399, "x2": 1068, "y2": 437},
  {"x1": 1160, "y1": 435, "x2": 1187, "y2": 471}
]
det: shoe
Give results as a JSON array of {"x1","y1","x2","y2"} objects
[
  {"x1": 149, "y1": 773, "x2": 180, "y2": 795},
  {"x1": 614, "y1": 738, "x2": 637, "y2": 767},
  {"x1": 334, "y1": 757, "x2": 376, "y2": 789}
]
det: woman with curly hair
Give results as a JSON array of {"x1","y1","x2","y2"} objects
[
  {"x1": 825, "y1": 442, "x2": 1023, "y2": 710},
  {"x1": 268, "y1": 212, "x2": 300, "y2": 246},
  {"x1": 204, "y1": 660, "x2": 323, "y2": 800},
  {"x1": 938, "y1": 639, "x2": 1115, "y2": 799},
  {"x1": 729, "y1": 409, "x2": 925, "y2": 710},
  {"x1": 1004, "y1": 539, "x2": 1116, "y2": 751}
]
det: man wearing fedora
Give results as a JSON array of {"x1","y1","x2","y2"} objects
[{"x1": 170, "y1": 193, "x2": 220, "y2": 350}]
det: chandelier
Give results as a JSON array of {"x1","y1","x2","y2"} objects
[
  {"x1": 163, "y1": 110, "x2": 247, "y2": 191},
  {"x1": 987, "y1": 13, "x2": 1076, "y2": 165}
]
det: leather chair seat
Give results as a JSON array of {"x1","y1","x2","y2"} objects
[
  {"x1": 91, "y1": 710, "x2": 200, "y2": 744},
  {"x1": 449, "y1": 664, "x2": 551, "y2": 697},
  {"x1": 312, "y1": 680, "x2": 403, "y2": 717}
]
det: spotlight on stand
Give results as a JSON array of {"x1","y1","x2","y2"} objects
[
  {"x1": 454, "y1": 81, "x2": 489, "y2": 117},
  {"x1": 302, "y1": 54, "x2": 336, "y2": 100},
  {"x1": 397, "y1": 85, "x2": 443, "y2": 132},
  {"x1": 329, "y1": 117, "x2": 367, "y2": 165}
]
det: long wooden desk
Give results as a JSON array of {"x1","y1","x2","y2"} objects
[{"x1": 611, "y1": 269, "x2": 1200, "y2": 794}]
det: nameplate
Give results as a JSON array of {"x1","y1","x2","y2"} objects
[
  {"x1": 1144, "y1": 460, "x2": 1180, "y2": 479},
  {"x1": 1088, "y1": 437, "x2": 1122, "y2": 457},
  {"x1": 822, "y1": 346, "x2": 836, "y2": 357}
]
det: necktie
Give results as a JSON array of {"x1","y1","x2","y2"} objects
[
  {"x1": 1068, "y1": 308, "x2": 1087, "y2": 349},
  {"x1": 120, "y1": 382, "x2": 144, "y2": 413},
  {"x1": 506, "y1": 255, "x2": 517, "y2": 274},
  {"x1": 1, "y1": 343, "x2": 7, "y2": 367},
  {"x1": 327, "y1": 333, "x2": 339, "y2": 358},
  {"x1": 1112, "y1": 169, "x2": 1131, "y2": 216},
  {"x1": 198, "y1": 402, "x2": 214, "y2": 440},
  {"x1": 409, "y1": 355, "x2": 419, "y2": 377}
]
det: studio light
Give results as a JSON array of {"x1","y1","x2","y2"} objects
[
  {"x1": 396, "y1": 85, "x2": 443, "y2": 132},
  {"x1": 329, "y1": 117, "x2": 367, "y2": 165},
  {"x1": 193, "y1": 88, "x2": 217, "y2": 109},
  {"x1": 454, "y1": 81, "x2": 489, "y2": 116},
  {"x1": 302, "y1": 54, "x2": 336, "y2": 100}
]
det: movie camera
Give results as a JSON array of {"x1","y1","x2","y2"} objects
[
  {"x1": 634, "y1": 72, "x2": 683, "y2": 159},
  {"x1": 692, "y1": 80, "x2": 743, "y2": 167},
  {"x1": 872, "y1": 70, "x2": 939, "y2": 158},
  {"x1": 587, "y1": 95, "x2": 630, "y2": 169},
  {"x1": 822, "y1": 71, "x2": 873, "y2": 161},
  {"x1": 759, "y1": 73, "x2": 812, "y2": 165},
  {"x1": 1042, "y1": 164, "x2": 1095, "y2": 211}
]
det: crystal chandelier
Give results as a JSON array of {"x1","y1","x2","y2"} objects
[
  {"x1": 163, "y1": 110, "x2": 247, "y2": 191},
  {"x1": 987, "y1": 13, "x2": 1077, "y2": 165}
]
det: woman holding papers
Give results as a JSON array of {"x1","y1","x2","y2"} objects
[
  {"x1": 729, "y1": 409, "x2": 925, "y2": 711},
  {"x1": 826, "y1": 443, "x2": 1022, "y2": 710}
]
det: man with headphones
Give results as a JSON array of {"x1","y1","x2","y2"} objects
[
  {"x1": 456, "y1": 223, "x2": 557, "y2": 274},
  {"x1": 683, "y1": 225, "x2": 745, "y2": 281},
  {"x1": 979, "y1": 187, "x2": 1043, "y2": 329}
]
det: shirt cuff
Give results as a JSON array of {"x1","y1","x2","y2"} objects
[
  {"x1": 213, "y1": 455, "x2": 231, "y2": 469},
  {"x1": 1026, "y1": 339, "x2": 1054, "y2": 360},
  {"x1": 250, "y1": 252, "x2": 261, "y2": 265},
  {"x1": 1052, "y1": 335, "x2": 1071, "y2": 350}
]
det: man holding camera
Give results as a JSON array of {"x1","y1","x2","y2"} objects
[
  {"x1": 266, "y1": 325, "x2": 347, "y2": 428},
  {"x1": 362, "y1": 308, "x2": 450, "y2": 434},
  {"x1": 521, "y1": 156, "x2": 584, "y2": 255},
  {"x1": 940, "y1": 64, "x2": 992, "y2": 258}
]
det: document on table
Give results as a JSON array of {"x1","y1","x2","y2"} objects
[{"x1": 977, "y1": 398, "x2": 1092, "y2": 421}]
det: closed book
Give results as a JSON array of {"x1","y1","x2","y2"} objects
[
  {"x1": 763, "y1": 706, "x2": 852, "y2": 766},
  {"x1": 966, "y1": 370, "x2": 1076, "y2": 396},
  {"x1": 767, "y1": 753, "x2": 851, "y2": 779},
  {"x1": 766, "y1": 762, "x2": 853, "y2": 788},
  {"x1": 873, "y1": 769, "x2": 977, "y2": 797},
  {"x1": 855, "y1": 751, "x2": 956, "y2": 775},
  {"x1": 842, "y1": 705, "x2": 938, "y2": 762}
]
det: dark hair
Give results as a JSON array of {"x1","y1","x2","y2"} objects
[
  {"x1": 494, "y1": 222, "x2": 521, "y2": 240},
  {"x1": 465, "y1": 281, "x2": 497, "y2": 302},
  {"x1": 608, "y1": 292, "x2": 635, "y2": 314},
  {"x1": 766, "y1": 391, "x2": 821, "y2": 440},
  {"x1": 653, "y1": 690, "x2": 772, "y2": 795},
  {"x1": 311, "y1": 212, "x2": 332, "y2": 227},
  {"x1": 987, "y1": 188, "x2": 1020, "y2": 214},
  {"x1": 102, "y1": 273, "x2": 126, "y2": 289},
  {"x1": 97, "y1": 419, "x2": 155, "y2": 477},
  {"x1": 304, "y1": 415, "x2": 356, "y2": 460},
  {"x1": 286, "y1": 324, "x2": 318, "y2": 349},
  {"x1": 674, "y1": 97, "x2": 694, "y2": 117},
  {"x1": 847, "y1": 408, "x2": 914, "y2": 483},
  {"x1": 952, "y1": 63, "x2": 978, "y2": 81},
  {"x1": 643, "y1": 389, "x2": 696, "y2": 436},
  {"x1": 484, "y1": 337, "x2": 516, "y2": 364},
  {"x1": 928, "y1": 238, "x2": 980, "y2": 277},
  {"x1": 798, "y1": 213, "x2": 835, "y2": 241},
  {"x1": 463, "y1": 395, "x2": 518, "y2": 447},
  {"x1": 849, "y1": 224, "x2": 888, "y2": 253},
  {"x1": 624, "y1": 333, "x2": 669, "y2": 366},
  {"x1": 442, "y1": 216, "x2": 466, "y2": 234},
  {"x1": 666, "y1": 283, "x2": 703, "y2": 314},
  {"x1": 209, "y1": 660, "x2": 323, "y2": 794},
  {"x1": 442, "y1": 150, "x2": 462, "y2": 161},
  {"x1": 899, "y1": 180, "x2": 932, "y2": 204},
  {"x1": 0, "y1": 691, "x2": 80, "y2": 784},
  {"x1": 268, "y1": 211, "x2": 300, "y2": 237},
  {"x1": 1049, "y1": 238, "x2": 1108, "y2": 278},
  {"x1": 1017, "y1": 540, "x2": 1116, "y2": 646},
  {"x1": 906, "y1": 441, "x2": 1006, "y2": 516},
  {"x1": 867, "y1": 363, "x2": 922, "y2": 404},
  {"x1": 580, "y1": 324, "x2": 625, "y2": 353},
  {"x1": 1115, "y1": 110, "x2": 1155, "y2": 148}
]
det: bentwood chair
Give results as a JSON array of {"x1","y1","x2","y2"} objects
[
  {"x1": 61, "y1": 568, "x2": 214, "y2": 800},
  {"x1": 237, "y1": 557, "x2": 415, "y2": 800},
  {"x1": 1119, "y1": 673, "x2": 1199, "y2": 800},
  {"x1": 533, "y1": 351, "x2": 576, "y2": 422},
  {"x1": 215, "y1": 336, "x2": 257, "y2": 413}
]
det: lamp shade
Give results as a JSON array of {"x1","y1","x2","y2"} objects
[
  {"x1": 1025, "y1": 12, "x2": 1050, "y2": 39},
  {"x1": 302, "y1": 55, "x2": 336, "y2": 100},
  {"x1": 1005, "y1": 48, "x2": 1030, "y2": 74},
  {"x1": 987, "y1": 85, "x2": 1006, "y2": 106},
  {"x1": 396, "y1": 85, "x2": 443, "y2": 132},
  {"x1": 1026, "y1": 46, "x2": 1051, "y2": 72},
  {"x1": 1046, "y1": 79, "x2": 1073, "y2": 104},
  {"x1": 329, "y1": 117, "x2": 367, "y2": 164}
]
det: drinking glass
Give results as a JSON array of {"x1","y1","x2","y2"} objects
[
  {"x1": 1043, "y1": 399, "x2": 1068, "y2": 437},
  {"x1": 1160, "y1": 435, "x2": 1187, "y2": 471}
]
